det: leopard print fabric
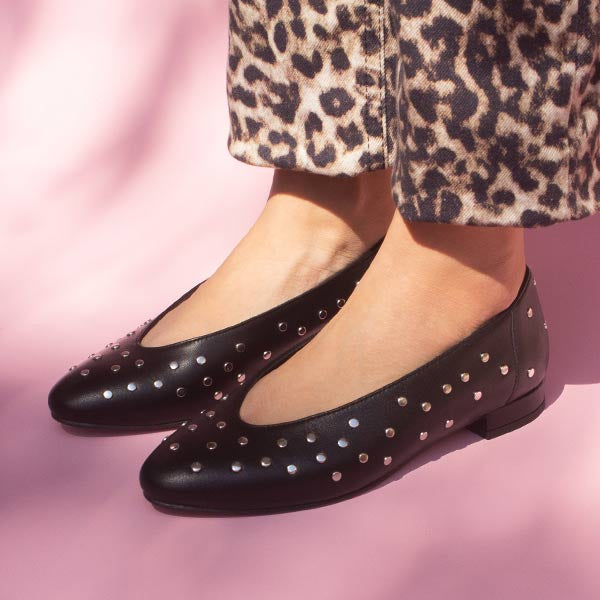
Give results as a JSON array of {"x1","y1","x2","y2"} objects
[{"x1": 226, "y1": 1, "x2": 600, "y2": 227}]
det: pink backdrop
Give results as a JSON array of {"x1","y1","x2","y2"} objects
[{"x1": 2, "y1": 2, "x2": 599, "y2": 599}]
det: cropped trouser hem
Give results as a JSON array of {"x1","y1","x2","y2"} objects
[{"x1": 226, "y1": 0, "x2": 600, "y2": 228}]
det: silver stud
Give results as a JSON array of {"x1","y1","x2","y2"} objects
[
  {"x1": 481, "y1": 352, "x2": 490, "y2": 363},
  {"x1": 316, "y1": 453, "x2": 327, "y2": 463},
  {"x1": 135, "y1": 359, "x2": 144, "y2": 367},
  {"x1": 216, "y1": 421, "x2": 226, "y2": 429},
  {"x1": 196, "y1": 355, "x2": 207, "y2": 365},
  {"x1": 527, "y1": 307, "x2": 534, "y2": 318},
  {"x1": 544, "y1": 321, "x2": 548, "y2": 330},
  {"x1": 190, "y1": 462, "x2": 202, "y2": 473},
  {"x1": 169, "y1": 443, "x2": 179, "y2": 451},
  {"x1": 383, "y1": 457, "x2": 392, "y2": 466},
  {"x1": 318, "y1": 309, "x2": 328, "y2": 320},
  {"x1": 238, "y1": 436, "x2": 248, "y2": 446},
  {"x1": 205, "y1": 410, "x2": 215, "y2": 419},
  {"x1": 69, "y1": 365, "x2": 77, "y2": 371},
  {"x1": 102, "y1": 390, "x2": 113, "y2": 399},
  {"x1": 278, "y1": 322, "x2": 288, "y2": 332},
  {"x1": 397, "y1": 397, "x2": 408, "y2": 407},
  {"x1": 223, "y1": 362, "x2": 233, "y2": 372},
  {"x1": 127, "y1": 382, "x2": 137, "y2": 392},
  {"x1": 203, "y1": 376, "x2": 212, "y2": 387},
  {"x1": 460, "y1": 372, "x2": 470, "y2": 383},
  {"x1": 121, "y1": 350, "x2": 130, "y2": 357},
  {"x1": 231, "y1": 461, "x2": 242, "y2": 473},
  {"x1": 169, "y1": 361, "x2": 179, "y2": 370},
  {"x1": 338, "y1": 437, "x2": 349, "y2": 448},
  {"x1": 260, "y1": 457, "x2": 272, "y2": 467},
  {"x1": 337, "y1": 298, "x2": 346, "y2": 308},
  {"x1": 214, "y1": 390, "x2": 223, "y2": 400},
  {"x1": 153, "y1": 380, "x2": 163, "y2": 389},
  {"x1": 287, "y1": 464, "x2": 298, "y2": 475},
  {"x1": 419, "y1": 431, "x2": 428, "y2": 441},
  {"x1": 306, "y1": 432, "x2": 317, "y2": 443},
  {"x1": 277, "y1": 438, "x2": 287, "y2": 448},
  {"x1": 445, "y1": 419, "x2": 454, "y2": 429},
  {"x1": 176, "y1": 387, "x2": 186, "y2": 397},
  {"x1": 111, "y1": 344, "x2": 120, "y2": 350},
  {"x1": 188, "y1": 423, "x2": 197, "y2": 431},
  {"x1": 527, "y1": 368, "x2": 535, "y2": 378},
  {"x1": 500, "y1": 365, "x2": 509, "y2": 375},
  {"x1": 237, "y1": 373, "x2": 246, "y2": 383},
  {"x1": 110, "y1": 364, "x2": 120, "y2": 373},
  {"x1": 263, "y1": 351, "x2": 272, "y2": 360},
  {"x1": 162, "y1": 436, "x2": 168, "y2": 442},
  {"x1": 358, "y1": 453, "x2": 369, "y2": 463},
  {"x1": 348, "y1": 418, "x2": 359, "y2": 428},
  {"x1": 80, "y1": 369, "x2": 90, "y2": 376},
  {"x1": 206, "y1": 441, "x2": 217, "y2": 450},
  {"x1": 332, "y1": 471, "x2": 342, "y2": 481},
  {"x1": 297, "y1": 326, "x2": 306, "y2": 336},
  {"x1": 235, "y1": 343, "x2": 245, "y2": 353},
  {"x1": 474, "y1": 391, "x2": 483, "y2": 401},
  {"x1": 421, "y1": 402, "x2": 432, "y2": 412},
  {"x1": 93, "y1": 355, "x2": 102, "y2": 361},
  {"x1": 442, "y1": 384, "x2": 452, "y2": 394}
]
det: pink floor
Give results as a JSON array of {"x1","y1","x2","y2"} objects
[{"x1": 2, "y1": 2, "x2": 600, "y2": 599}]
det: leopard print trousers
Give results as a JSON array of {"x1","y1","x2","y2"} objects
[{"x1": 226, "y1": 1, "x2": 600, "y2": 227}]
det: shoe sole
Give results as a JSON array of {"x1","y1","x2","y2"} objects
[{"x1": 51, "y1": 413, "x2": 185, "y2": 432}]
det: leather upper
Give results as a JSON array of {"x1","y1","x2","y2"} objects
[
  {"x1": 48, "y1": 243, "x2": 380, "y2": 428},
  {"x1": 140, "y1": 267, "x2": 549, "y2": 513}
]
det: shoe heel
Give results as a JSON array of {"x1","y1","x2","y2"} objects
[{"x1": 467, "y1": 383, "x2": 546, "y2": 440}]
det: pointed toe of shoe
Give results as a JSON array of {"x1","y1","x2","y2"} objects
[
  {"x1": 48, "y1": 372, "x2": 97, "y2": 426},
  {"x1": 139, "y1": 443, "x2": 204, "y2": 510},
  {"x1": 46, "y1": 337, "x2": 189, "y2": 429},
  {"x1": 140, "y1": 430, "x2": 257, "y2": 513},
  {"x1": 47, "y1": 357, "x2": 140, "y2": 428}
]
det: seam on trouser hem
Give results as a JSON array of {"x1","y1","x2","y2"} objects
[
  {"x1": 568, "y1": 0, "x2": 583, "y2": 199},
  {"x1": 378, "y1": 0, "x2": 389, "y2": 167},
  {"x1": 363, "y1": 0, "x2": 372, "y2": 170}
]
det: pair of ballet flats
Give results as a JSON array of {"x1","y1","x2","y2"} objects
[{"x1": 49, "y1": 245, "x2": 549, "y2": 515}]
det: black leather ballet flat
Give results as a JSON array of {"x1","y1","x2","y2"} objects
[
  {"x1": 48, "y1": 242, "x2": 380, "y2": 430},
  {"x1": 140, "y1": 267, "x2": 549, "y2": 515}
]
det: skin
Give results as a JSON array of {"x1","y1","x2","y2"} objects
[
  {"x1": 143, "y1": 169, "x2": 526, "y2": 424},
  {"x1": 142, "y1": 169, "x2": 394, "y2": 347}
]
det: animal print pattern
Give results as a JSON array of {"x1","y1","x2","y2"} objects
[{"x1": 226, "y1": 1, "x2": 600, "y2": 227}]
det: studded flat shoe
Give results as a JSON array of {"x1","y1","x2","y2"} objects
[
  {"x1": 140, "y1": 267, "x2": 549, "y2": 514},
  {"x1": 48, "y1": 242, "x2": 381, "y2": 429}
]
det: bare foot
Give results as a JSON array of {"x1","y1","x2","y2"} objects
[
  {"x1": 142, "y1": 169, "x2": 394, "y2": 347},
  {"x1": 240, "y1": 212, "x2": 526, "y2": 424}
]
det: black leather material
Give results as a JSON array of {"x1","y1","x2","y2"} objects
[
  {"x1": 48, "y1": 242, "x2": 380, "y2": 429},
  {"x1": 140, "y1": 268, "x2": 549, "y2": 514}
]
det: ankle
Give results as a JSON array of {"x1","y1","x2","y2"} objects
[
  {"x1": 266, "y1": 169, "x2": 394, "y2": 253},
  {"x1": 378, "y1": 213, "x2": 526, "y2": 317}
]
